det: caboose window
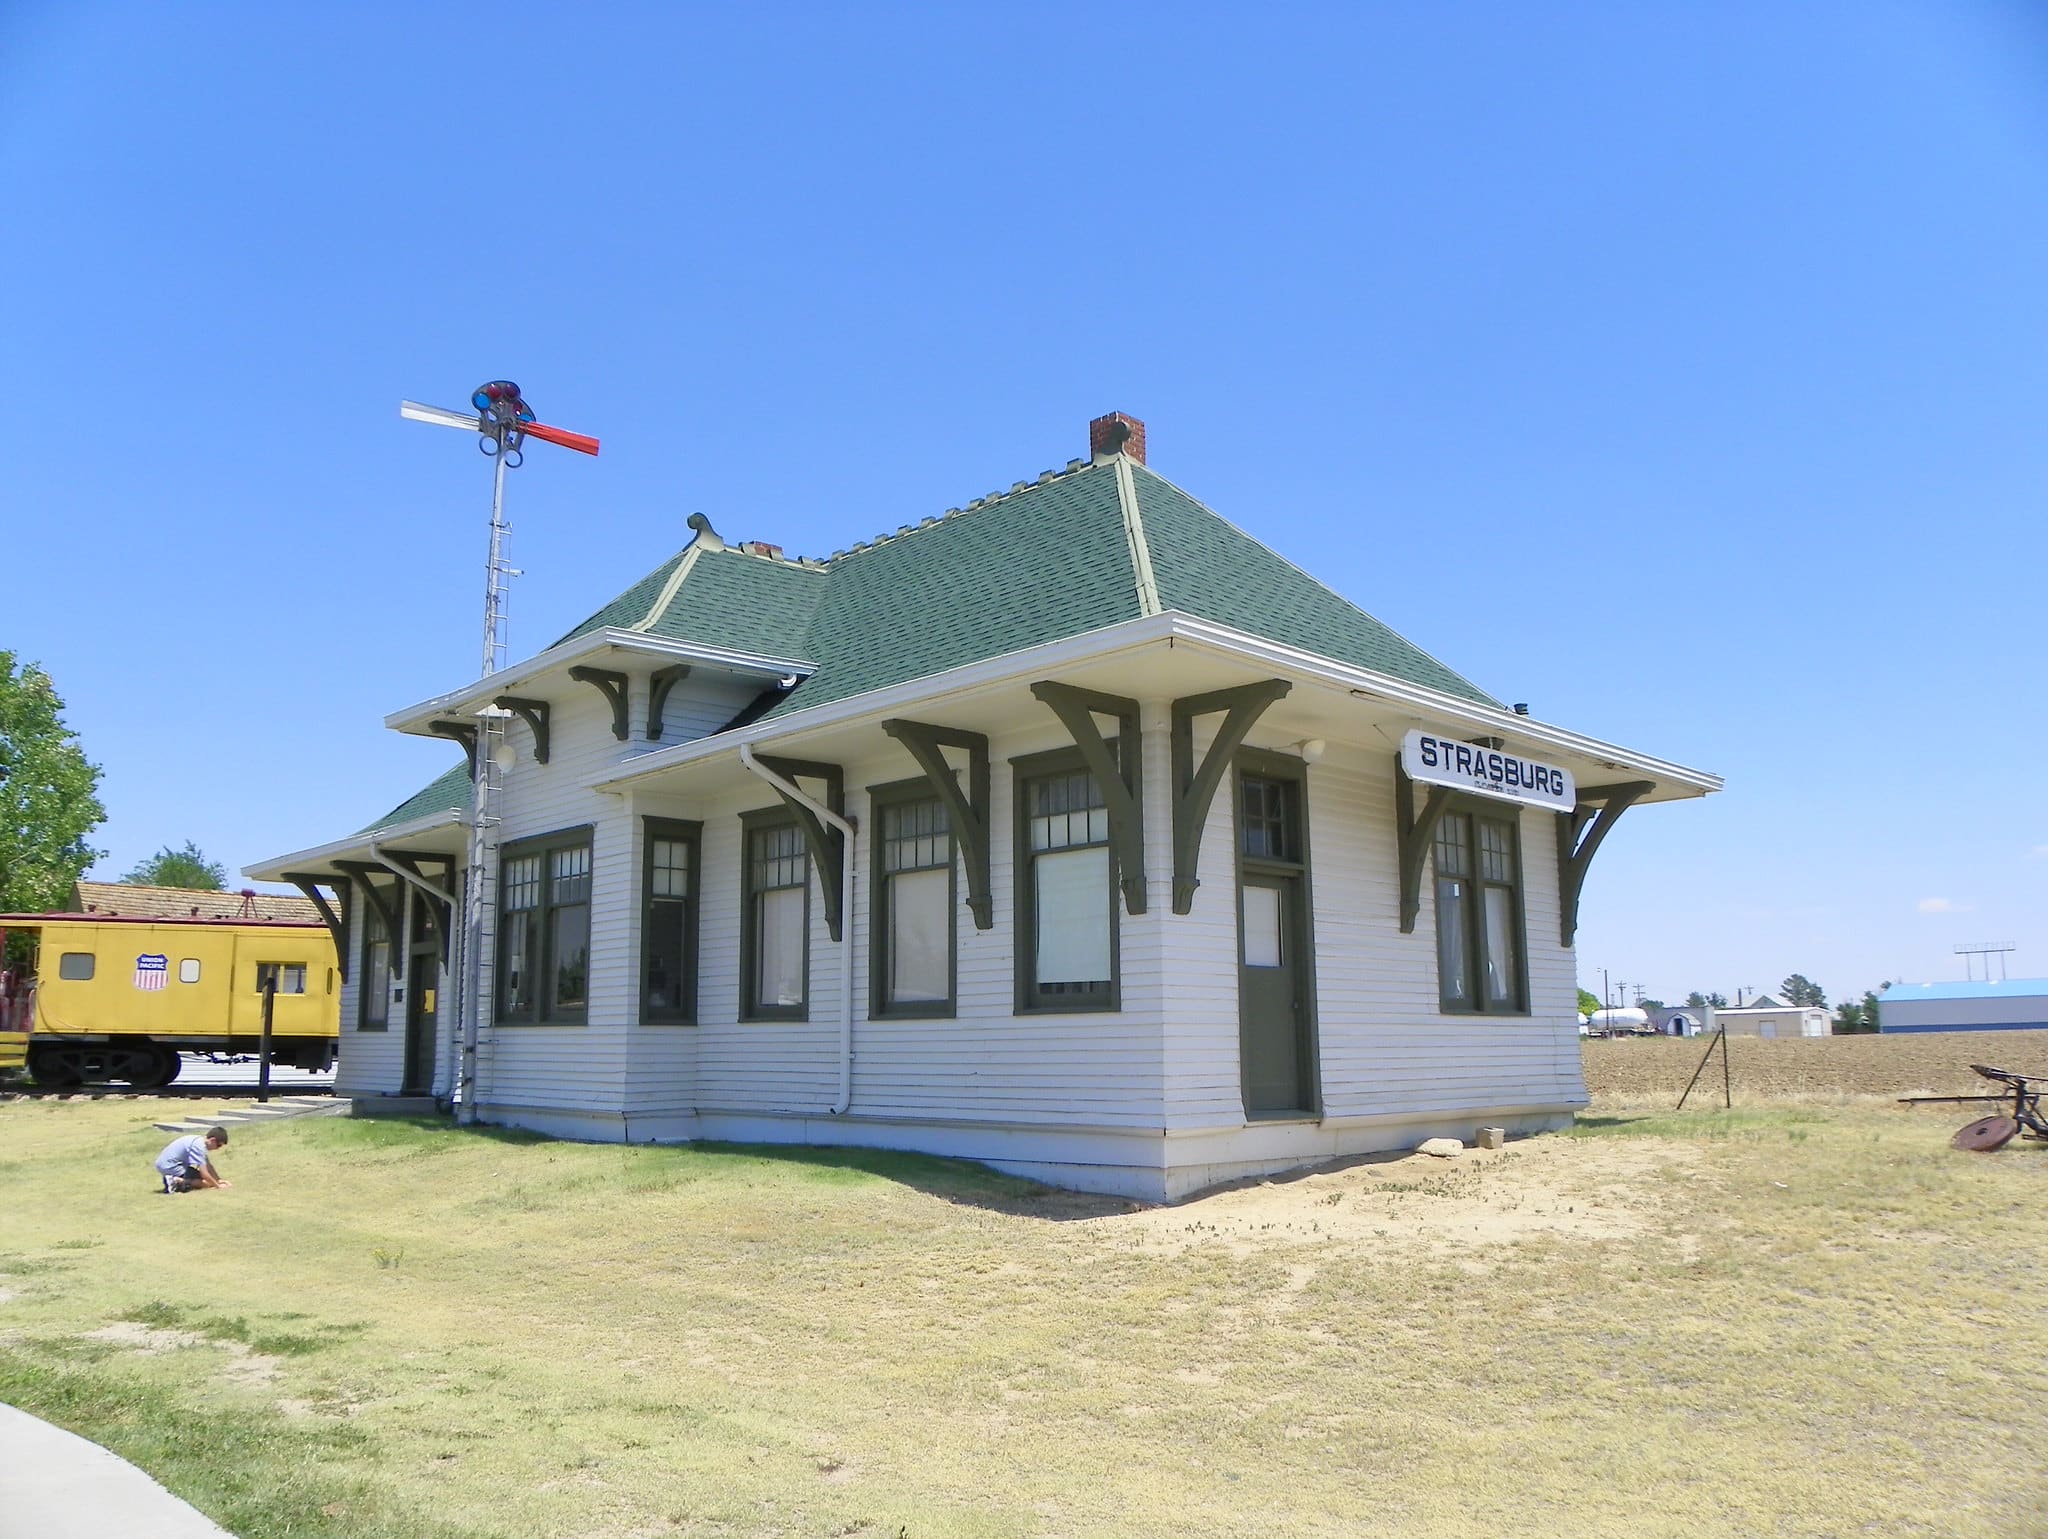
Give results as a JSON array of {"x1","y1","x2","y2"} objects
[
  {"x1": 256, "y1": 963, "x2": 307, "y2": 994},
  {"x1": 57, "y1": 952, "x2": 95, "y2": 981}
]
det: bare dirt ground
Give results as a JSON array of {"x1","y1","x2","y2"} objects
[{"x1": 1582, "y1": 1027, "x2": 2048, "y2": 1102}]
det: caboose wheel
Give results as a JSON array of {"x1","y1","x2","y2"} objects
[
  {"x1": 27, "y1": 1043, "x2": 84, "y2": 1088},
  {"x1": 1952, "y1": 1115, "x2": 2019, "y2": 1152},
  {"x1": 124, "y1": 1043, "x2": 179, "y2": 1090}
]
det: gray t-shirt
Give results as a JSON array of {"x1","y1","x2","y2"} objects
[{"x1": 155, "y1": 1134, "x2": 211, "y2": 1176}]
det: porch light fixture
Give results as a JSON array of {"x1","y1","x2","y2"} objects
[
  {"x1": 490, "y1": 740, "x2": 517, "y2": 772},
  {"x1": 1296, "y1": 738, "x2": 1326, "y2": 763}
]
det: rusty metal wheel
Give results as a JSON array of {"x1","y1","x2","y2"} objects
[{"x1": 1952, "y1": 1115, "x2": 2019, "y2": 1152}]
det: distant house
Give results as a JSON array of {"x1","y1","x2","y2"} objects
[
  {"x1": 250, "y1": 413, "x2": 1719, "y2": 1200},
  {"x1": 1878, "y1": 980, "x2": 2048, "y2": 1034}
]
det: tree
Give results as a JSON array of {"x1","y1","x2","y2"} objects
[
  {"x1": 1577, "y1": 987, "x2": 1601, "y2": 1017},
  {"x1": 1832, "y1": 986, "x2": 1888, "y2": 1035},
  {"x1": 0, "y1": 653, "x2": 105, "y2": 920},
  {"x1": 1636, "y1": 996, "x2": 1666, "y2": 1011},
  {"x1": 123, "y1": 841, "x2": 227, "y2": 890},
  {"x1": 1685, "y1": 990, "x2": 1728, "y2": 1009},
  {"x1": 1779, "y1": 973, "x2": 1827, "y2": 1008}
]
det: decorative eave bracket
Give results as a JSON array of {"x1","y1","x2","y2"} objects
[
  {"x1": 881, "y1": 718, "x2": 993, "y2": 930},
  {"x1": 1169, "y1": 680, "x2": 1292, "y2": 914},
  {"x1": 334, "y1": 861, "x2": 404, "y2": 979},
  {"x1": 1395, "y1": 763, "x2": 1455, "y2": 936},
  {"x1": 282, "y1": 872, "x2": 351, "y2": 983},
  {"x1": 567, "y1": 666, "x2": 630, "y2": 742},
  {"x1": 1029, "y1": 681, "x2": 1146, "y2": 915},
  {"x1": 1555, "y1": 781, "x2": 1654, "y2": 947},
  {"x1": 753, "y1": 754, "x2": 849, "y2": 942},
  {"x1": 493, "y1": 695, "x2": 551, "y2": 765},
  {"x1": 383, "y1": 850, "x2": 459, "y2": 965},
  {"x1": 645, "y1": 664, "x2": 692, "y2": 741},
  {"x1": 426, "y1": 719, "x2": 479, "y2": 777}
]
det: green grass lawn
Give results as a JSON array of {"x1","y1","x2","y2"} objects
[{"x1": 1, "y1": 1098, "x2": 2043, "y2": 1539}]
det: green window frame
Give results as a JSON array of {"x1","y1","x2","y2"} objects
[
  {"x1": 1013, "y1": 748, "x2": 1120, "y2": 1013},
  {"x1": 741, "y1": 809, "x2": 810, "y2": 1021},
  {"x1": 869, "y1": 779, "x2": 956, "y2": 1019},
  {"x1": 641, "y1": 817, "x2": 701, "y2": 1024},
  {"x1": 1432, "y1": 804, "x2": 1528, "y2": 1014},
  {"x1": 496, "y1": 824, "x2": 593, "y2": 1026},
  {"x1": 356, "y1": 887, "x2": 392, "y2": 1032}
]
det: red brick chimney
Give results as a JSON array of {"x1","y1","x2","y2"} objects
[{"x1": 1088, "y1": 412, "x2": 1146, "y2": 465}]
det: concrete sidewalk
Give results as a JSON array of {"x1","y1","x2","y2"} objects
[{"x1": 0, "y1": 1402, "x2": 234, "y2": 1538}]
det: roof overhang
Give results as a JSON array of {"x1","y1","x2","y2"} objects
[
  {"x1": 243, "y1": 807, "x2": 470, "y2": 885},
  {"x1": 589, "y1": 610, "x2": 1721, "y2": 805},
  {"x1": 385, "y1": 628, "x2": 818, "y2": 737}
]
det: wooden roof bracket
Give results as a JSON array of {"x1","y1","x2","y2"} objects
[
  {"x1": 645, "y1": 664, "x2": 692, "y2": 740},
  {"x1": 334, "y1": 861, "x2": 404, "y2": 979},
  {"x1": 881, "y1": 718, "x2": 992, "y2": 930},
  {"x1": 426, "y1": 719, "x2": 479, "y2": 777},
  {"x1": 1555, "y1": 781, "x2": 1653, "y2": 947},
  {"x1": 382, "y1": 850, "x2": 458, "y2": 965},
  {"x1": 753, "y1": 753, "x2": 849, "y2": 942},
  {"x1": 1169, "y1": 680, "x2": 1292, "y2": 914},
  {"x1": 282, "y1": 872, "x2": 351, "y2": 983},
  {"x1": 567, "y1": 666, "x2": 630, "y2": 741},
  {"x1": 493, "y1": 695, "x2": 551, "y2": 764},
  {"x1": 1395, "y1": 763, "x2": 1454, "y2": 935},
  {"x1": 1029, "y1": 681, "x2": 1146, "y2": 915}
]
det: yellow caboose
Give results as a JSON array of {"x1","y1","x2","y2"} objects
[{"x1": 0, "y1": 910, "x2": 339, "y2": 1087}]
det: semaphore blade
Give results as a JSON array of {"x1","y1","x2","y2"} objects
[{"x1": 400, "y1": 400, "x2": 486, "y2": 431}]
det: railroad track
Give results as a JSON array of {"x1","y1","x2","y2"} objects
[{"x1": 0, "y1": 1083, "x2": 337, "y2": 1102}]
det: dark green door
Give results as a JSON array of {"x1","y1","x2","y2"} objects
[
  {"x1": 1239, "y1": 872, "x2": 1308, "y2": 1113},
  {"x1": 402, "y1": 897, "x2": 439, "y2": 1096}
]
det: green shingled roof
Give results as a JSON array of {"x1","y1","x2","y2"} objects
[
  {"x1": 357, "y1": 761, "x2": 472, "y2": 835},
  {"x1": 540, "y1": 451, "x2": 1495, "y2": 723},
  {"x1": 1131, "y1": 466, "x2": 1495, "y2": 706}
]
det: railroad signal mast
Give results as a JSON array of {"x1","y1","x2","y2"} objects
[{"x1": 400, "y1": 382, "x2": 600, "y2": 1121}]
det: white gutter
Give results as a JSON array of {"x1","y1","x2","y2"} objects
[
  {"x1": 369, "y1": 843, "x2": 467, "y2": 1117},
  {"x1": 384, "y1": 627, "x2": 818, "y2": 735},
  {"x1": 737, "y1": 743, "x2": 856, "y2": 1116},
  {"x1": 592, "y1": 610, "x2": 1721, "y2": 799}
]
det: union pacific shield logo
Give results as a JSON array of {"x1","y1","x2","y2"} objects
[{"x1": 134, "y1": 954, "x2": 169, "y2": 992}]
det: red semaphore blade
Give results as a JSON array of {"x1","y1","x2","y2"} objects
[{"x1": 521, "y1": 421, "x2": 600, "y2": 456}]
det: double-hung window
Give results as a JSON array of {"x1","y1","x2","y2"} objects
[
  {"x1": 497, "y1": 826, "x2": 592, "y2": 1025},
  {"x1": 742, "y1": 813, "x2": 809, "y2": 1020},
  {"x1": 1433, "y1": 808, "x2": 1526, "y2": 1013},
  {"x1": 641, "y1": 818, "x2": 700, "y2": 1023},
  {"x1": 870, "y1": 783, "x2": 954, "y2": 1017},
  {"x1": 358, "y1": 889, "x2": 392, "y2": 1031},
  {"x1": 1015, "y1": 752, "x2": 1117, "y2": 1011}
]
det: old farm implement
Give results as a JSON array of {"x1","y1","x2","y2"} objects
[{"x1": 1947, "y1": 1064, "x2": 2048, "y2": 1152}]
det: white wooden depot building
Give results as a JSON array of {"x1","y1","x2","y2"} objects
[{"x1": 252, "y1": 413, "x2": 1720, "y2": 1200}]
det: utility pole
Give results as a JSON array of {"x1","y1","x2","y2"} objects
[{"x1": 399, "y1": 383, "x2": 599, "y2": 1123}]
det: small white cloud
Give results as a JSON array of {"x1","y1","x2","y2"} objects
[
  {"x1": 2030, "y1": 845, "x2": 2048, "y2": 860},
  {"x1": 1917, "y1": 897, "x2": 1973, "y2": 914}
]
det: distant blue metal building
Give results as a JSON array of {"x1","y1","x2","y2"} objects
[{"x1": 1877, "y1": 979, "x2": 2048, "y2": 1033}]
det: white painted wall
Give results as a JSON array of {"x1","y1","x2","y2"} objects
[{"x1": 1879, "y1": 990, "x2": 2048, "y2": 1031}]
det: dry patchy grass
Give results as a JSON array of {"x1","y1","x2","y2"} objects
[{"x1": 0, "y1": 1098, "x2": 2043, "y2": 1538}]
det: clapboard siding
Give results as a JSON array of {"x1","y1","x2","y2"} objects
[
  {"x1": 333, "y1": 884, "x2": 404, "y2": 1096},
  {"x1": 1156, "y1": 736, "x2": 1585, "y2": 1127},
  {"x1": 478, "y1": 673, "x2": 760, "y2": 1115}
]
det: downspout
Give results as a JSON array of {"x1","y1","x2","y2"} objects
[
  {"x1": 737, "y1": 742, "x2": 856, "y2": 1115},
  {"x1": 370, "y1": 844, "x2": 457, "y2": 1104}
]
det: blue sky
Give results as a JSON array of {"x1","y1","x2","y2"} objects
[{"x1": 4, "y1": 3, "x2": 2044, "y2": 1007}]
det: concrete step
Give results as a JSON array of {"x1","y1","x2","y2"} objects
[{"x1": 150, "y1": 1098, "x2": 349, "y2": 1134}]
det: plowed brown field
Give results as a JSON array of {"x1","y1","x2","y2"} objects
[{"x1": 1582, "y1": 1027, "x2": 2048, "y2": 1102}]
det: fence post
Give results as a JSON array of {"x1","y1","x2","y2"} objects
[{"x1": 258, "y1": 974, "x2": 276, "y2": 1104}]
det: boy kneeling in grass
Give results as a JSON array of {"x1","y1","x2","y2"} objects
[{"x1": 154, "y1": 1127, "x2": 231, "y2": 1193}]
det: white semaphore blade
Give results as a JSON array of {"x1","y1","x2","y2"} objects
[{"x1": 400, "y1": 400, "x2": 485, "y2": 432}]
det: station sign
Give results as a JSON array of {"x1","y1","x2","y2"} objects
[{"x1": 1400, "y1": 730, "x2": 1576, "y2": 812}]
